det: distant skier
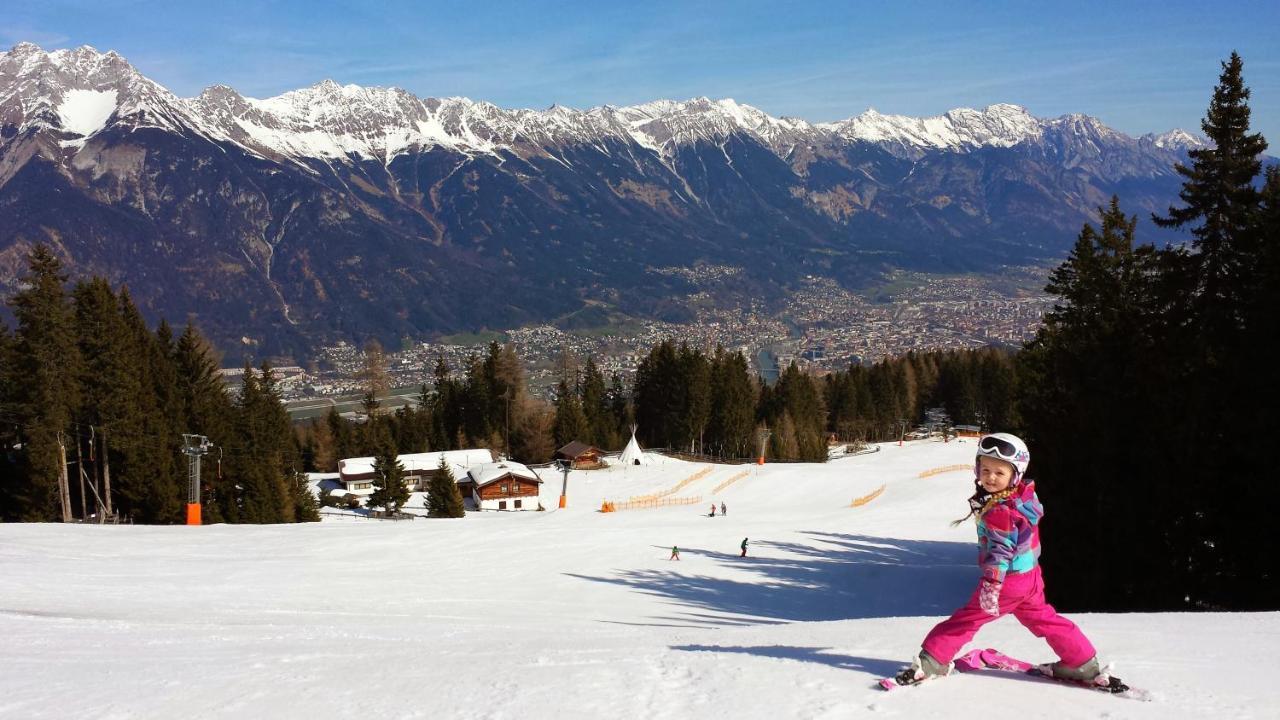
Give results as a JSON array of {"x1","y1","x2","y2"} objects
[
  {"x1": 892, "y1": 433, "x2": 1108, "y2": 687},
  {"x1": 709, "y1": 503, "x2": 716, "y2": 517},
  {"x1": 740, "y1": 537, "x2": 748, "y2": 557},
  {"x1": 720, "y1": 501, "x2": 727, "y2": 516},
  {"x1": 670, "y1": 545, "x2": 681, "y2": 561}
]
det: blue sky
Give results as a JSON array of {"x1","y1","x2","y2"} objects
[{"x1": 5, "y1": 0, "x2": 1279, "y2": 140}]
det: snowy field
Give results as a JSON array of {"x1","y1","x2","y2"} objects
[{"x1": 1, "y1": 440, "x2": 1276, "y2": 719}]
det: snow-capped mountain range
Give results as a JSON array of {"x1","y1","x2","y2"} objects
[
  {"x1": 2, "y1": 42, "x2": 1205, "y2": 165},
  {"x1": 0, "y1": 43, "x2": 1215, "y2": 354}
]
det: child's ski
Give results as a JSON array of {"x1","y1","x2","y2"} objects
[
  {"x1": 877, "y1": 649, "x2": 985, "y2": 691},
  {"x1": 955, "y1": 648, "x2": 1151, "y2": 701}
]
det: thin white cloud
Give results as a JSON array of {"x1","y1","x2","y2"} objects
[{"x1": 0, "y1": 25, "x2": 71, "y2": 48}]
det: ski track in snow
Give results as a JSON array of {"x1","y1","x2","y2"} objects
[{"x1": 0, "y1": 440, "x2": 1275, "y2": 719}]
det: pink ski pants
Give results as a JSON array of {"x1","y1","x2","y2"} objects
[{"x1": 921, "y1": 566, "x2": 1096, "y2": 666}]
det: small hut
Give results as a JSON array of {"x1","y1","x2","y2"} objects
[{"x1": 555, "y1": 441, "x2": 603, "y2": 469}]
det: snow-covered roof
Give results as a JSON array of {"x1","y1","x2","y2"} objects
[
  {"x1": 338, "y1": 449, "x2": 494, "y2": 481},
  {"x1": 466, "y1": 461, "x2": 541, "y2": 488}
]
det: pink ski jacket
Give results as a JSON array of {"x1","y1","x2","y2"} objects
[{"x1": 976, "y1": 481, "x2": 1043, "y2": 584}]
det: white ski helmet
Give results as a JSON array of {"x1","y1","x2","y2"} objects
[{"x1": 975, "y1": 432, "x2": 1030, "y2": 483}]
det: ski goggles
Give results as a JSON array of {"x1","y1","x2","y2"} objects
[{"x1": 978, "y1": 435, "x2": 1021, "y2": 461}]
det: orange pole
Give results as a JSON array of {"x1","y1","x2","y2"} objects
[
  {"x1": 558, "y1": 495, "x2": 566, "y2": 509},
  {"x1": 186, "y1": 502, "x2": 202, "y2": 526},
  {"x1": 757, "y1": 456, "x2": 765, "y2": 465}
]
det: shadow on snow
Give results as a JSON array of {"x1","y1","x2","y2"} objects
[
  {"x1": 670, "y1": 644, "x2": 903, "y2": 679},
  {"x1": 567, "y1": 531, "x2": 977, "y2": 626}
]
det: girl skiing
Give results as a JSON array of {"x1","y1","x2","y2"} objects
[{"x1": 895, "y1": 433, "x2": 1104, "y2": 686}]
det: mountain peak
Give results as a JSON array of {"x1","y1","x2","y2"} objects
[
  {"x1": 7, "y1": 41, "x2": 44, "y2": 55},
  {"x1": 982, "y1": 102, "x2": 1032, "y2": 115},
  {"x1": 1143, "y1": 128, "x2": 1209, "y2": 151}
]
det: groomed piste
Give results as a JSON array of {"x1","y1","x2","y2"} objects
[{"x1": 0, "y1": 439, "x2": 1274, "y2": 719}]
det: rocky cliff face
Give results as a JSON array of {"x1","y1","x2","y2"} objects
[{"x1": 0, "y1": 42, "x2": 1204, "y2": 355}]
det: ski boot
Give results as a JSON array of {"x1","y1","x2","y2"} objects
[
  {"x1": 893, "y1": 650, "x2": 952, "y2": 686},
  {"x1": 1047, "y1": 656, "x2": 1102, "y2": 683}
]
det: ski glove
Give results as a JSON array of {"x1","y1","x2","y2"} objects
[{"x1": 978, "y1": 579, "x2": 1001, "y2": 616}]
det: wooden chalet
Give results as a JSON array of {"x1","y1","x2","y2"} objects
[
  {"x1": 337, "y1": 449, "x2": 495, "y2": 493},
  {"x1": 462, "y1": 461, "x2": 543, "y2": 511},
  {"x1": 555, "y1": 440, "x2": 603, "y2": 470}
]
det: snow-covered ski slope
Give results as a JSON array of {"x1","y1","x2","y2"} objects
[{"x1": 1, "y1": 440, "x2": 1275, "y2": 719}]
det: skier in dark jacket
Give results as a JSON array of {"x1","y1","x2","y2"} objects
[{"x1": 740, "y1": 537, "x2": 748, "y2": 557}]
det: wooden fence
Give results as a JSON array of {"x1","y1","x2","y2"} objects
[
  {"x1": 602, "y1": 495, "x2": 702, "y2": 512},
  {"x1": 850, "y1": 484, "x2": 887, "y2": 508},
  {"x1": 627, "y1": 466, "x2": 712, "y2": 504},
  {"x1": 711, "y1": 470, "x2": 750, "y2": 494},
  {"x1": 918, "y1": 464, "x2": 972, "y2": 478}
]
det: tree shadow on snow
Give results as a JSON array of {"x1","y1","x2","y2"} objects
[
  {"x1": 567, "y1": 531, "x2": 976, "y2": 626},
  {"x1": 671, "y1": 644, "x2": 903, "y2": 678}
]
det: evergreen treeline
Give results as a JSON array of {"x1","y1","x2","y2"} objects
[
  {"x1": 1019, "y1": 53, "x2": 1279, "y2": 611},
  {"x1": 552, "y1": 355, "x2": 630, "y2": 452},
  {"x1": 302, "y1": 337, "x2": 1012, "y2": 470},
  {"x1": 629, "y1": 339, "x2": 1014, "y2": 462},
  {"x1": 0, "y1": 250, "x2": 317, "y2": 524}
]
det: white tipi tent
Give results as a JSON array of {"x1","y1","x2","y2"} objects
[{"x1": 617, "y1": 425, "x2": 651, "y2": 466}]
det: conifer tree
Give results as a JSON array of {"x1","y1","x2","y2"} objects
[
  {"x1": 867, "y1": 362, "x2": 902, "y2": 435},
  {"x1": 606, "y1": 372, "x2": 631, "y2": 444},
  {"x1": 426, "y1": 356, "x2": 460, "y2": 451},
  {"x1": 707, "y1": 348, "x2": 756, "y2": 458},
  {"x1": 113, "y1": 289, "x2": 182, "y2": 523},
  {"x1": 291, "y1": 471, "x2": 320, "y2": 522},
  {"x1": 460, "y1": 354, "x2": 492, "y2": 445},
  {"x1": 1256, "y1": 166, "x2": 1280, "y2": 345},
  {"x1": 2, "y1": 246, "x2": 83, "y2": 521},
  {"x1": 580, "y1": 356, "x2": 610, "y2": 447},
  {"x1": 1020, "y1": 198, "x2": 1170, "y2": 608},
  {"x1": 1154, "y1": 51, "x2": 1268, "y2": 335},
  {"x1": 388, "y1": 405, "x2": 424, "y2": 457},
  {"x1": 552, "y1": 379, "x2": 588, "y2": 448},
  {"x1": 1146, "y1": 54, "x2": 1275, "y2": 608},
  {"x1": 977, "y1": 350, "x2": 1018, "y2": 431},
  {"x1": 231, "y1": 364, "x2": 296, "y2": 523},
  {"x1": 0, "y1": 320, "x2": 17, "y2": 519},
  {"x1": 71, "y1": 278, "x2": 137, "y2": 519},
  {"x1": 774, "y1": 362, "x2": 827, "y2": 461},
  {"x1": 633, "y1": 340, "x2": 682, "y2": 448},
  {"x1": 678, "y1": 344, "x2": 711, "y2": 453},
  {"x1": 173, "y1": 323, "x2": 233, "y2": 458},
  {"x1": 258, "y1": 362, "x2": 301, "y2": 521},
  {"x1": 426, "y1": 455, "x2": 466, "y2": 518},
  {"x1": 484, "y1": 343, "x2": 535, "y2": 459},
  {"x1": 367, "y1": 433, "x2": 408, "y2": 514}
]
